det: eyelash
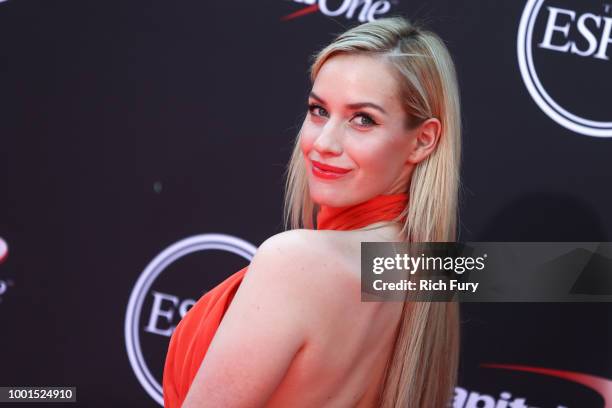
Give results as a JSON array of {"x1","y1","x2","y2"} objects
[{"x1": 307, "y1": 103, "x2": 378, "y2": 128}]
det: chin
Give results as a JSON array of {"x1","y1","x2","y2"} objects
[
  {"x1": 309, "y1": 183, "x2": 348, "y2": 208},
  {"x1": 308, "y1": 182, "x2": 375, "y2": 208}
]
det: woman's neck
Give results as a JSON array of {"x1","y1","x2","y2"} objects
[{"x1": 316, "y1": 193, "x2": 408, "y2": 232}]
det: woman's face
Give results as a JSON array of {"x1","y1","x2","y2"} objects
[{"x1": 300, "y1": 53, "x2": 423, "y2": 208}]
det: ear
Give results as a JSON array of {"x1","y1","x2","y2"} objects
[{"x1": 406, "y1": 118, "x2": 441, "y2": 164}]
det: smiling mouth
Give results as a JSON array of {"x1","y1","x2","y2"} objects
[{"x1": 310, "y1": 160, "x2": 352, "y2": 180}]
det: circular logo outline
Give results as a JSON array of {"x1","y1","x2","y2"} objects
[
  {"x1": 0, "y1": 237, "x2": 8, "y2": 264},
  {"x1": 124, "y1": 234, "x2": 257, "y2": 405},
  {"x1": 517, "y1": 0, "x2": 612, "y2": 137}
]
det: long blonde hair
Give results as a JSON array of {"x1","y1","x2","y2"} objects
[{"x1": 283, "y1": 16, "x2": 461, "y2": 408}]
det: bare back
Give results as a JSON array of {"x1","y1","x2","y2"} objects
[{"x1": 264, "y1": 223, "x2": 406, "y2": 408}]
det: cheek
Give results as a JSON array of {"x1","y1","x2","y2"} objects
[
  {"x1": 299, "y1": 123, "x2": 316, "y2": 156},
  {"x1": 348, "y1": 137, "x2": 406, "y2": 176}
]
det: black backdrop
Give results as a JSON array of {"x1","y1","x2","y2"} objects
[{"x1": 1, "y1": 0, "x2": 611, "y2": 407}]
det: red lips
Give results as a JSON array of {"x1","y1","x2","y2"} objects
[
  {"x1": 310, "y1": 160, "x2": 352, "y2": 180},
  {"x1": 312, "y1": 160, "x2": 351, "y2": 173}
]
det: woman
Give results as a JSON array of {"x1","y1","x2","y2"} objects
[{"x1": 163, "y1": 16, "x2": 461, "y2": 408}]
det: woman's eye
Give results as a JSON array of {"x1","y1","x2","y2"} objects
[
  {"x1": 351, "y1": 113, "x2": 377, "y2": 128},
  {"x1": 308, "y1": 103, "x2": 328, "y2": 118},
  {"x1": 307, "y1": 104, "x2": 377, "y2": 128}
]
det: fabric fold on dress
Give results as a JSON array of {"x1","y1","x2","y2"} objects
[{"x1": 162, "y1": 192, "x2": 408, "y2": 408}]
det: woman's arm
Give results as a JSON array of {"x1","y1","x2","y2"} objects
[{"x1": 181, "y1": 232, "x2": 312, "y2": 408}]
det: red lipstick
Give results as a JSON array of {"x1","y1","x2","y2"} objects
[{"x1": 310, "y1": 160, "x2": 351, "y2": 180}]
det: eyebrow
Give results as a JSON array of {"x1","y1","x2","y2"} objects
[{"x1": 309, "y1": 91, "x2": 388, "y2": 115}]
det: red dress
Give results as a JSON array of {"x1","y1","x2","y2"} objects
[{"x1": 162, "y1": 193, "x2": 408, "y2": 407}]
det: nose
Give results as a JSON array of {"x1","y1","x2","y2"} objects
[{"x1": 313, "y1": 119, "x2": 343, "y2": 156}]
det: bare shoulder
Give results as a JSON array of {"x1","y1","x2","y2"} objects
[
  {"x1": 256, "y1": 229, "x2": 342, "y2": 266},
  {"x1": 255, "y1": 229, "x2": 356, "y2": 281},
  {"x1": 181, "y1": 231, "x2": 338, "y2": 407},
  {"x1": 246, "y1": 229, "x2": 360, "y2": 313}
]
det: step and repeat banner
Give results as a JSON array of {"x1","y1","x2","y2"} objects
[{"x1": 1, "y1": 0, "x2": 611, "y2": 406}]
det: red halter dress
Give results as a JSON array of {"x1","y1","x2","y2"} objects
[{"x1": 162, "y1": 193, "x2": 408, "y2": 407}]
